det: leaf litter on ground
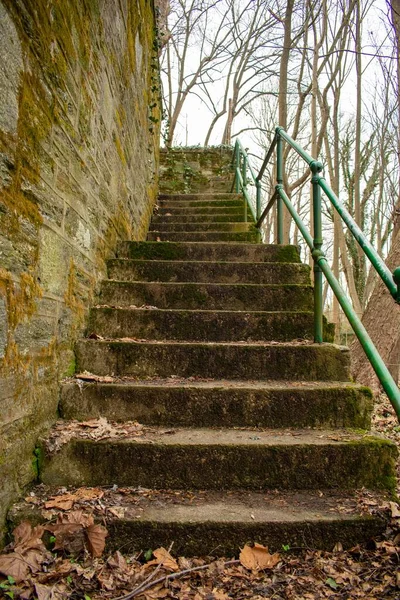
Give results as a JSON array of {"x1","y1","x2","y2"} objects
[{"x1": 1, "y1": 392, "x2": 400, "y2": 598}]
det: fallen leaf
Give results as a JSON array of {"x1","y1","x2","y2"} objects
[
  {"x1": 239, "y1": 543, "x2": 280, "y2": 571},
  {"x1": 326, "y1": 577, "x2": 338, "y2": 590},
  {"x1": 333, "y1": 542, "x2": 343, "y2": 552},
  {"x1": 390, "y1": 501, "x2": 400, "y2": 518},
  {"x1": 148, "y1": 547, "x2": 179, "y2": 571},
  {"x1": 75, "y1": 372, "x2": 114, "y2": 383},
  {"x1": 107, "y1": 551, "x2": 129, "y2": 572},
  {"x1": 45, "y1": 494, "x2": 76, "y2": 511},
  {"x1": 86, "y1": 524, "x2": 108, "y2": 558},
  {"x1": 0, "y1": 552, "x2": 30, "y2": 582},
  {"x1": 74, "y1": 488, "x2": 105, "y2": 501},
  {"x1": 0, "y1": 522, "x2": 50, "y2": 582},
  {"x1": 14, "y1": 522, "x2": 45, "y2": 552},
  {"x1": 108, "y1": 506, "x2": 127, "y2": 519},
  {"x1": 46, "y1": 511, "x2": 107, "y2": 557},
  {"x1": 34, "y1": 582, "x2": 52, "y2": 600}
]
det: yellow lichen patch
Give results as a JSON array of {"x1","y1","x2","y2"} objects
[
  {"x1": 0, "y1": 268, "x2": 42, "y2": 330},
  {"x1": 64, "y1": 259, "x2": 86, "y2": 329},
  {"x1": 114, "y1": 134, "x2": 127, "y2": 165}
]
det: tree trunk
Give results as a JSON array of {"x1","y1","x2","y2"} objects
[
  {"x1": 351, "y1": 0, "x2": 400, "y2": 389},
  {"x1": 278, "y1": 0, "x2": 294, "y2": 243}
]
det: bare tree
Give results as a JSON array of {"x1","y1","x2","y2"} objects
[
  {"x1": 161, "y1": 0, "x2": 233, "y2": 146},
  {"x1": 351, "y1": 0, "x2": 400, "y2": 388}
]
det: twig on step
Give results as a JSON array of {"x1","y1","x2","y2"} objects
[{"x1": 112, "y1": 557, "x2": 240, "y2": 600}]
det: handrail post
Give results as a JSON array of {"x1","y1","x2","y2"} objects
[
  {"x1": 311, "y1": 161, "x2": 324, "y2": 343},
  {"x1": 242, "y1": 153, "x2": 248, "y2": 222},
  {"x1": 276, "y1": 134, "x2": 284, "y2": 244},
  {"x1": 256, "y1": 180, "x2": 261, "y2": 222},
  {"x1": 393, "y1": 268, "x2": 400, "y2": 303},
  {"x1": 235, "y1": 142, "x2": 240, "y2": 193}
]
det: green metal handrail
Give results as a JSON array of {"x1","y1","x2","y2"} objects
[{"x1": 232, "y1": 126, "x2": 400, "y2": 421}]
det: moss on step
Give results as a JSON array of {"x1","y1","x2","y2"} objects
[
  {"x1": 60, "y1": 381, "x2": 373, "y2": 429},
  {"x1": 40, "y1": 432, "x2": 397, "y2": 492}
]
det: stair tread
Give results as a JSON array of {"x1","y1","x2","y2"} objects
[
  {"x1": 110, "y1": 259, "x2": 301, "y2": 266},
  {"x1": 79, "y1": 338, "x2": 341, "y2": 347},
  {"x1": 61, "y1": 377, "x2": 372, "y2": 429},
  {"x1": 11, "y1": 486, "x2": 387, "y2": 523},
  {"x1": 92, "y1": 307, "x2": 313, "y2": 315},
  {"x1": 9, "y1": 485, "x2": 388, "y2": 554},
  {"x1": 67, "y1": 377, "x2": 364, "y2": 390},
  {"x1": 159, "y1": 193, "x2": 242, "y2": 199},
  {"x1": 50, "y1": 424, "x2": 389, "y2": 446},
  {"x1": 103, "y1": 280, "x2": 311, "y2": 289}
]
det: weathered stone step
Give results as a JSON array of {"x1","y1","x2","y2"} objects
[
  {"x1": 116, "y1": 242, "x2": 301, "y2": 263},
  {"x1": 149, "y1": 222, "x2": 254, "y2": 233},
  {"x1": 158, "y1": 200, "x2": 244, "y2": 209},
  {"x1": 156, "y1": 206, "x2": 245, "y2": 216},
  {"x1": 75, "y1": 340, "x2": 350, "y2": 380},
  {"x1": 40, "y1": 427, "x2": 397, "y2": 491},
  {"x1": 152, "y1": 213, "x2": 248, "y2": 223},
  {"x1": 146, "y1": 231, "x2": 258, "y2": 242},
  {"x1": 107, "y1": 259, "x2": 310, "y2": 284},
  {"x1": 60, "y1": 379, "x2": 373, "y2": 429},
  {"x1": 159, "y1": 193, "x2": 242, "y2": 202},
  {"x1": 8, "y1": 488, "x2": 387, "y2": 555},
  {"x1": 88, "y1": 308, "x2": 316, "y2": 342},
  {"x1": 99, "y1": 281, "x2": 313, "y2": 311}
]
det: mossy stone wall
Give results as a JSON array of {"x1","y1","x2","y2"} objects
[
  {"x1": 0, "y1": 0, "x2": 160, "y2": 542},
  {"x1": 159, "y1": 147, "x2": 234, "y2": 194}
]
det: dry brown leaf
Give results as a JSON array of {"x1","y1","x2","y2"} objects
[
  {"x1": 390, "y1": 501, "x2": 400, "y2": 518},
  {"x1": 107, "y1": 551, "x2": 129, "y2": 572},
  {"x1": 14, "y1": 522, "x2": 46, "y2": 552},
  {"x1": 108, "y1": 506, "x2": 127, "y2": 519},
  {"x1": 24, "y1": 496, "x2": 40, "y2": 505},
  {"x1": 0, "y1": 522, "x2": 50, "y2": 582},
  {"x1": 50, "y1": 522, "x2": 86, "y2": 555},
  {"x1": 75, "y1": 372, "x2": 114, "y2": 383},
  {"x1": 34, "y1": 582, "x2": 52, "y2": 600},
  {"x1": 148, "y1": 547, "x2": 179, "y2": 571},
  {"x1": 46, "y1": 511, "x2": 107, "y2": 557},
  {"x1": 0, "y1": 552, "x2": 31, "y2": 582},
  {"x1": 239, "y1": 543, "x2": 280, "y2": 571},
  {"x1": 45, "y1": 494, "x2": 76, "y2": 511},
  {"x1": 75, "y1": 487, "x2": 105, "y2": 501},
  {"x1": 86, "y1": 523, "x2": 108, "y2": 558}
]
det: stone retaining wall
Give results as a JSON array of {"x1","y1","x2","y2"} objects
[{"x1": 0, "y1": 0, "x2": 160, "y2": 541}]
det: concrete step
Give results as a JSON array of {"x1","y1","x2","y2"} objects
[
  {"x1": 152, "y1": 213, "x2": 249, "y2": 223},
  {"x1": 158, "y1": 200, "x2": 244, "y2": 209},
  {"x1": 75, "y1": 340, "x2": 351, "y2": 380},
  {"x1": 87, "y1": 308, "x2": 317, "y2": 342},
  {"x1": 107, "y1": 259, "x2": 311, "y2": 284},
  {"x1": 149, "y1": 222, "x2": 254, "y2": 233},
  {"x1": 146, "y1": 231, "x2": 259, "y2": 242},
  {"x1": 60, "y1": 379, "x2": 373, "y2": 429},
  {"x1": 116, "y1": 242, "x2": 301, "y2": 263},
  {"x1": 156, "y1": 206, "x2": 246, "y2": 216},
  {"x1": 8, "y1": 487, "x2": 387, "y2": 555},
  {"x1": 40, "y1": 426, "x2": 397, "y2": 491},
  {"x1": 98, "y1": 281, "x2": 314, "y2": 311},
  {"x1": 159, "y1": 193, "x2": 242, "y2": 202}
]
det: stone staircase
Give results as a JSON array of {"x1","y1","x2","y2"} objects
[{"x1": 11, "y1": 173, "x2": 397, "y2": 557}]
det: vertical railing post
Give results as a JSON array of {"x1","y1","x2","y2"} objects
[
  {"x1": 242, "y1": 153, "x2": 248, "y2": 222},
  {"x1": 234, "y1": 142, "x2": 240, "y2": 193},
  {"x1": 276, "y1": 135, "x2": 284, "y2": 244},
  {"x1": 310, "y1": 160, "x2": 324, "y2": 343},
  {"x1": 256, "y1": 180, "x2": 261, "y2": 222}
]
